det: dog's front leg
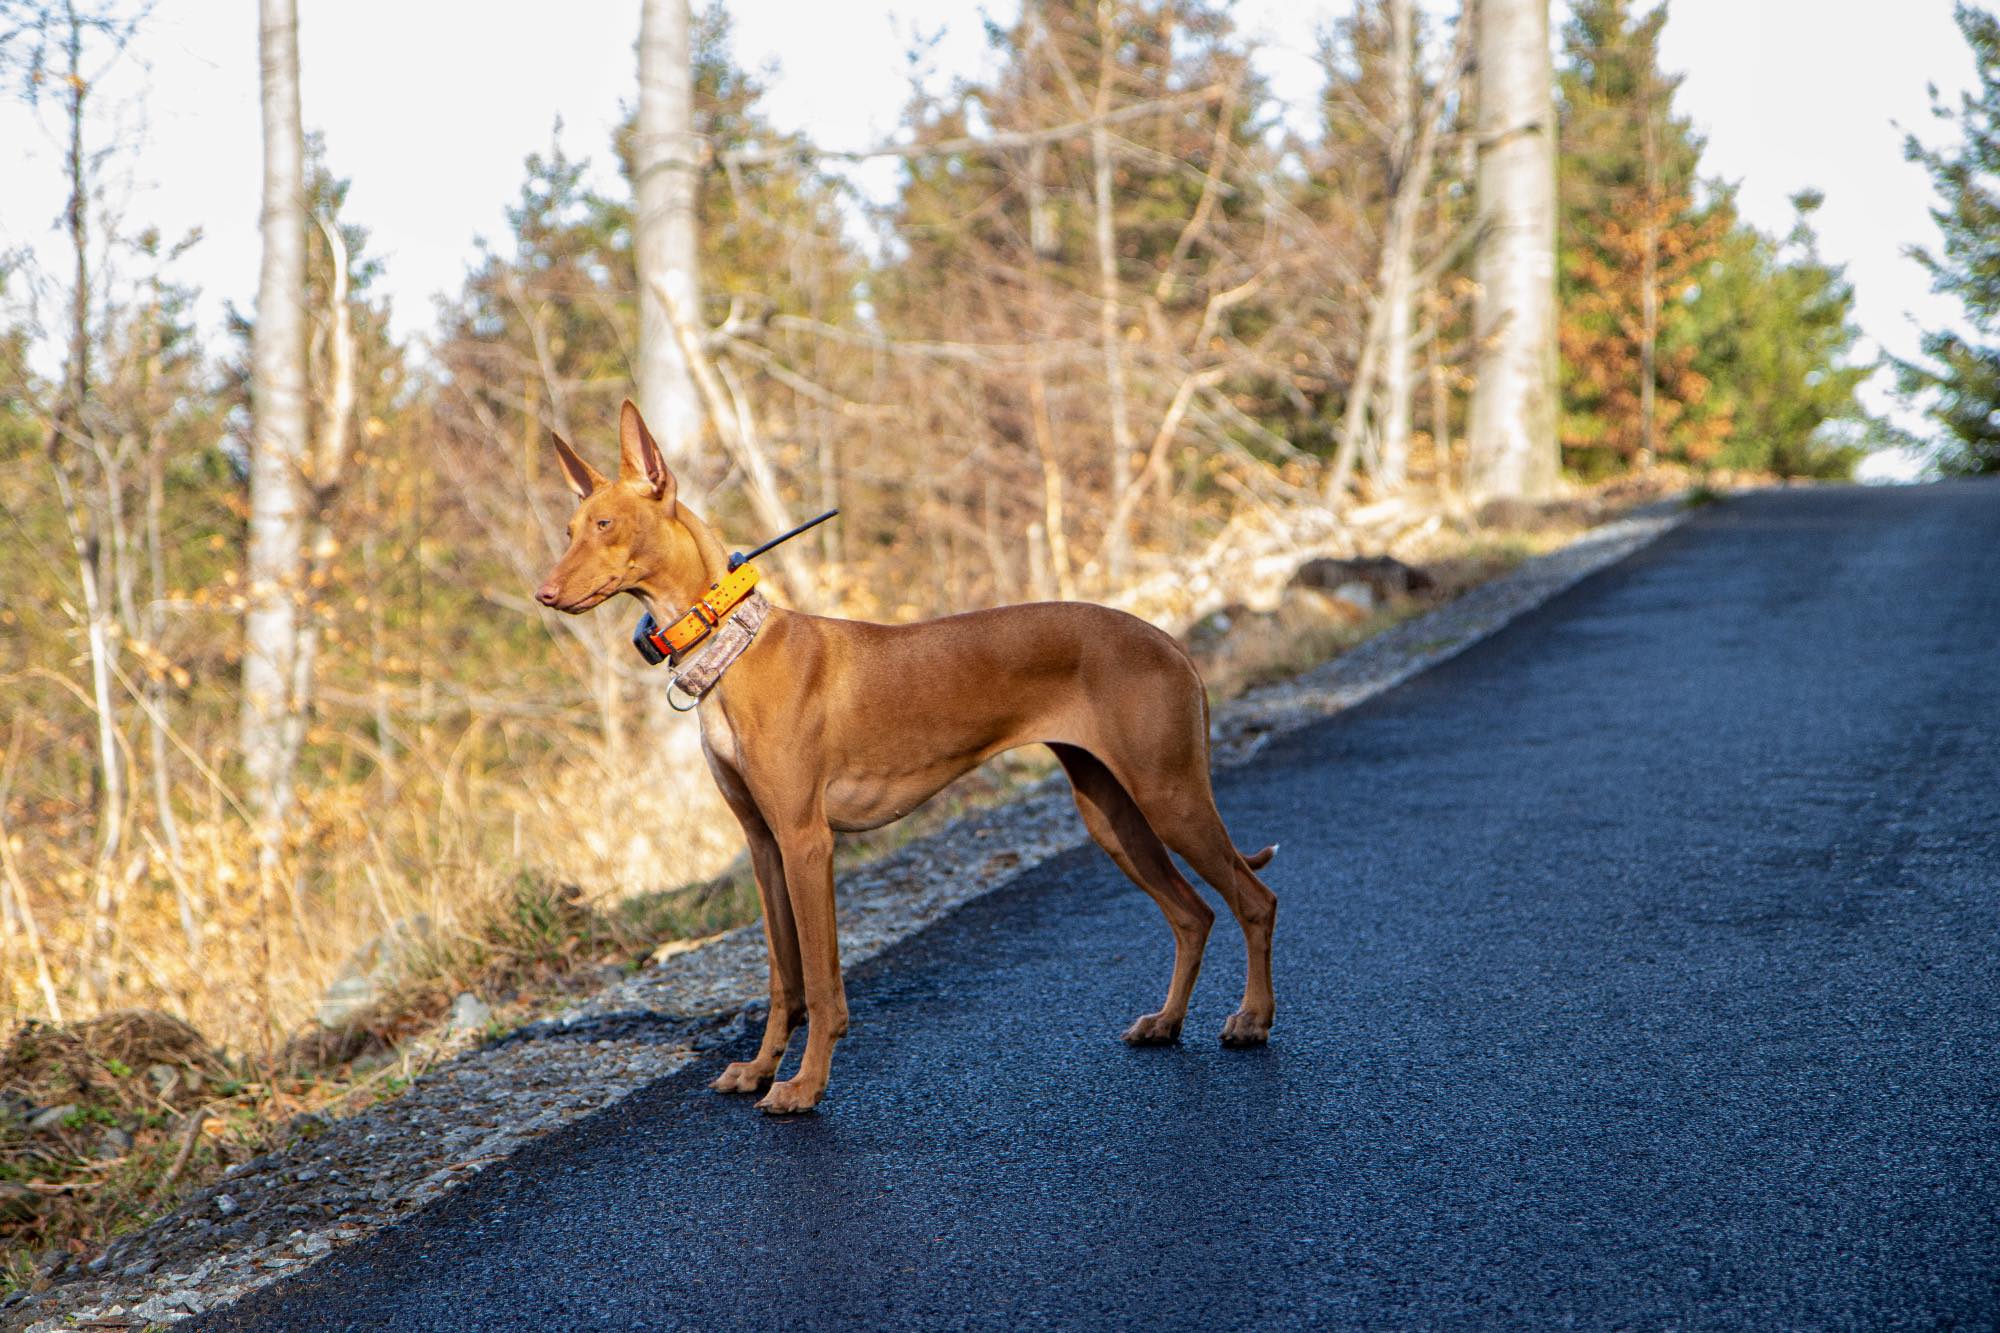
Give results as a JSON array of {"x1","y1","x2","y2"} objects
[
  {"x1": 710, "y1": 800, "x2": 804, "y2": 1095},
  {"x1": 757, "y1": 822, "x2": 845, "y2": 1115}
]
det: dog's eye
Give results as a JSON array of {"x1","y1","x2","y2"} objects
[{"x1": 595, "y1": 518, "x2": 612, "y2": 531}]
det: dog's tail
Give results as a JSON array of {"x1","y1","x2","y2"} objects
[{"x1": 1240, "y1": 843, "x2": 1278, "y2": 871}]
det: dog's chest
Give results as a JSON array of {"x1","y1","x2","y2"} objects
[{"x1": 698, "y1": 704, "x2": 741, "y2": 770}]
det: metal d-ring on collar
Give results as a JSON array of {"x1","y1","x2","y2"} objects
[{"x1": 660, "y1": 590, "x2": 773, "y2": 711}]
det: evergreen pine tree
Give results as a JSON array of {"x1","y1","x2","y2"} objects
[
  {"x1": 1689, "y1": 190, "x2": 1873, "y2": 477},
  {"x1": 1900, "y1": 1, "x2": 2000, "y2": 475},
  {"x1": 1557, "y1": 0, "x2": 1729, "y2": 476}
]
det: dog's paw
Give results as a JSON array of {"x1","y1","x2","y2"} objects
[
  {"x1": 1121, "y1": 1011, "x2": 1184, "y2": 1045},
  {"x1": 710, "y1": 1061, "x2": 775, "y2": 1095},
  {"x1": 1219, "y1": 1010, "x2": 1272, "y2": 1047},
  {"x1": 755, "y1": 1077, "x2": 824, "y2": 1115}
]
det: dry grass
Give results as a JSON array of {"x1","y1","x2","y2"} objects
[
  {"x1": 0, "y1": 715, "x2": 757, "y2": 1280},
  {"x1": 0, "y1": 754, "x2": 740, "y2": 1050},
  {"x1": 0, "y1": 863, "x2": 763, "y2": 1283}
]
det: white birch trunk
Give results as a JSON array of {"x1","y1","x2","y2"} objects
[
  {"x1": 242, "y1": 0, "x2": 308, "y2": 823},
  {"x1": 143, "y1": 403, "x2": 196, "y2": 954},
  {"x1": 1093, "y1": 0, "x2": 1137, "y2": 583},
  {"x1": 1377, "y1": 0, "x2": 1417, "y2": 493},
  {"x1": 270, "y1": 214, "x2": 358, "y2": 818},
  {"x1": 1638, "y1": 65, "x2": 1660, "y2": 468},
  {"x1": 50, "y1": 5, "x2": 125, "y2": 880},
  {"x1": 635, "y1": 0, "x2": 704, "y2": 470},
  {"x1": 1327, "y1": 5, "x2": 1463, "y2": 502},
  {"x1": 635, "y1": 0, "x2": 711, "y2": 759},
  {"x1": 1466, "y1": 0, "x2": 1559, "y2": 501},
  {"x1": 1028, "y1": 370, "x2": 1075, "y2": 599},
  {"x1": 52, "y1": 466, "x2": 123, "y2": 874}
]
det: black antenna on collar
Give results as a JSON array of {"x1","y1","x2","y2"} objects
[{"x1": 727, "y1": 508, "x2": 840, "y2": 571}]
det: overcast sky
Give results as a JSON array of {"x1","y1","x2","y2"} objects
[{"x1": 0, "y1": 0, "x2": 1976, "y2": 438}]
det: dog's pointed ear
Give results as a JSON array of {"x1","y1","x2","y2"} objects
[
  {"x1": 618, "y1": 399, "x2": 676, "y2": 503},
  {"x1": 551, "y1": 432, "x2": 607, "y2": 499}
]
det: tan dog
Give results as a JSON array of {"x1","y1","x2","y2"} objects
[{"x1": 537, "y1": 402, "x2": 1278, "y2": 1113}]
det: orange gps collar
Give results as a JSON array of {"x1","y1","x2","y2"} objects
[
  {"x1": 639, "y1": 563, "x2": 761, "y2": 665},
  {"x1": 629, "y1": 509, "x2": 840, "y2": 668}
]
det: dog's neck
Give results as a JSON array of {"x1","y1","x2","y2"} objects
[
  {"x1": 626, "y1": 505, "x2": 790, "y2": 713},
  {"x1": 625, "y1": 499, "x2": 738, "y2": 628}
]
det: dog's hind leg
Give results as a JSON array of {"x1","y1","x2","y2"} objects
[
  {"x1": 1119, "y1": 778, "x2": 1278, "y2": 1048},
  {"x1": 1052, "y1": 744, "x2": 1214, "y2": 1045}
]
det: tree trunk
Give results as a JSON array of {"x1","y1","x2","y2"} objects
[
  {"x1": 1427, "y1": 280, "x2": 1453, "y2": 494},
  {"x1": 51, "y1": 465, "x2": 123, "y2": 878},
  {"x1": 1021, "y1": 67, "x2": 1074, "y2": 602},
  {"x1": 1327, "y1": 7, "x2": 1463, "y2": 503},
  {"x1": 1028, "y1": 369, "x2": 1076, "y2": 599},
  {"x1": 49, "y1": 4, "x2": 125, "y2": 882},
  {"x1": 635, "y1": 0, "x2": 704, "y2": 470},
  {"x1": 62, "y1": 4, "x2": 89, "y2": 436},
  {"x1": 634, "y1": 0, "x2": 714, "y2": 766},
  {"x1": 1092, "y1": 0, "x2": 1137, "y2": 583},
  {"x1": 0, "y1": 798, "x2": 64, "y2": 1022},
  {"x1": 243, "y1": 0, "x2": 308, "y2": 829},
  {"x1": 1378, "y1": 0, "x2": 1417, "y2": 493},
  {"x1": 270, "y1": 213, "x2": 359, "y2": 819},
  {"x1": 361, "y1": 429, "x2": 395, "y2": 791},
  {"x1": 136, "y1": 283, "x2": 188, "y2": 916},
  {"x1": 1637, "y1": 63, "x2": 1659, "y2": 469},
  {"x1": 1466, "y1": 0, "x2": 1559, "y2": 501}
]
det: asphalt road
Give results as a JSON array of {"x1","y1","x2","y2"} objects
[{"x1": 205, "y1": 482, "x2": 2000, "y2": 1330}]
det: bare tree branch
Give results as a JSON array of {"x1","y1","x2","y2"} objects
[{"x1": 719, "y1": 86, "x2": 1224, "y2": 167}]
